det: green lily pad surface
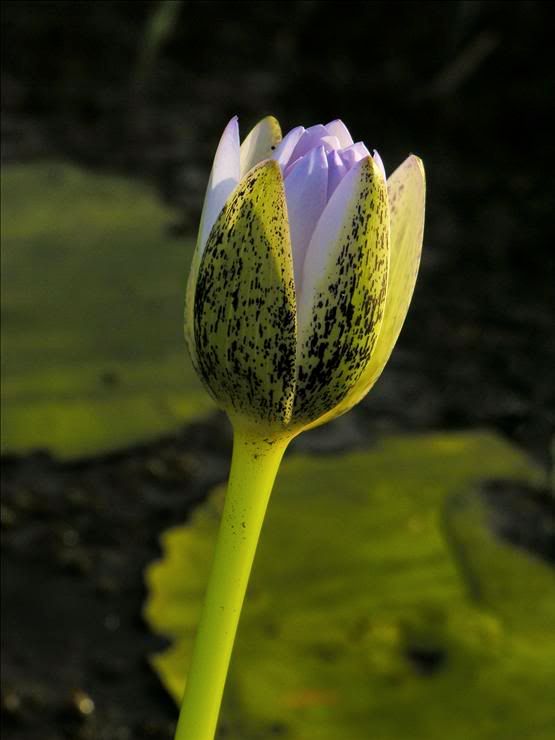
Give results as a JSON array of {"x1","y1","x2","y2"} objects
[
  {"x1": 145, "y1": 431, "x2": 554, "y2": 740},
  {"x1": 1, "y1": 163, "x2": 214, "y2": 458}
]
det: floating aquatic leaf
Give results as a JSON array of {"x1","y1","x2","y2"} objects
[
  {"x1": 145, "y1": 431, "x2": 554, "y2": 740},
  {"x1": 1, "y1": 163, "x2": 214, "y2": 458}
]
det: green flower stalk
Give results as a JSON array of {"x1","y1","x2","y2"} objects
[{"x1": 177, "y1": 116, "x2": 425, "y2": 739}]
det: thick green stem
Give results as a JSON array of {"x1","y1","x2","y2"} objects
[{"x1": 173, "y1": 426, "x2": 291, "y2": 740}]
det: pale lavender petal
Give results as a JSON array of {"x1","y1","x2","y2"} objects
[
  {"x1": 373, "y1": 149, "x2": 386, "y2": 180},
  {"x1": 289, "y1": 125, "x2": 331, "y2": 161},
  {"x1": 326, "y1": 149, "x2": 348, "y2": 199},
  {"x1": 325, "y1": 119, "x2": 354, "y2": 148},
  {"x1": 284, "y1": 145, "x2": 329, "y2": 295},
  {"x1": 198, "y1": 117, "x2": 240, "y2": 251},
  {"x1": 339, "y1": 142, "x2": 371, "y2": 170},
  {"x1": 320, "y1": 135, "x2": 341, "y2": 151},
  {"x1": 283, "y1": 135, "x2": 340, "y2": 177},
  {"x1": 298, "y1": 155, "x2": 370, "y2": 315},
  {"x1": 272, "y1": 126, "x2": 305, "y2": 168}
]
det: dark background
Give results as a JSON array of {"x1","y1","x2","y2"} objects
[{"x1": 2, "y1": 2, "x2": 554, "y2": 738}]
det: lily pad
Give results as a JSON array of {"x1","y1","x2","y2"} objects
[
  {"x1": 145, "y1": 431, "x2": 554, "y2": 740},
  {"x1": 1, "y1": 162, "x2": 214, "y2": 458}
]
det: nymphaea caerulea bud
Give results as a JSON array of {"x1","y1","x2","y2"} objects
[{"x1": 185, "y1": 116, "x2": 425, "y2": 434}]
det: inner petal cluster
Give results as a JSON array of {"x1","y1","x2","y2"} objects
[{"x1": 271, "y1": 121, "x2": 385, "y2": 298}]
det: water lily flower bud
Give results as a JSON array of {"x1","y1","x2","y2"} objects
[
  {"x1": 185, "y1": 116, "x2": 425, "y2": 435},
  {"x1": 178, "y1": 118, "x2": 425, "y2": 740}
]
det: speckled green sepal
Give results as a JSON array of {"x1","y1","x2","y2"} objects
[
  {"x1": 240, "y1": 116, "x2": 282, "y2": 177},
  {"x1": 293, "y1": 157, "x2": 390, "y2": 425},
  {"x1": 194, "y1": 160, "x2": 297, "y2": 428},
  {"x1": 305, "y1": 155, "x2": 425, "y2": 430},
  {"x1": 184, "y1": 239, "x2": 203, "y2": 372}
]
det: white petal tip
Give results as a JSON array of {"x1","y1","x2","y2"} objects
[{"x1": 373, "y1": 149, "x2": 386, "y2": 180}]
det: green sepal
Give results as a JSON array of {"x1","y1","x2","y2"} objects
[
  {"x1": 239, "y1": 116, "x2": 282, "y2": 177},
  {"x1": 307, "y1": 155, "x2": 425, "y2": 429},
  {"x1": 194, "y1": 160, "x2": 297, "y2": 428},
  {"x1": 293, "y1": 156, "x2": 390, "y2": 425}
]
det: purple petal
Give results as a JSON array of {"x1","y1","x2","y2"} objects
[
  {"x1": 298, "y1": 155, "x2": 370, "y2": 315},
  {"x1": 284, "y1": 136, "x2": 341, "y2": 178},
  {"x1": 321, "y1": 135, "x2": 341, "y2": 151},
  {"x1": 289, "y1": 125, "x2": 331, "y2": 162},
  {"x1": 326, "y1": 149, "x2": 348, "y2": 199},
  {"x1": 272, "y1": 126, "x2": 305, "y2": 168},
  {"x1": 325, "y1": 119, "x2": 354, "y2": 148},
  {"x1": 339, "y1": 142, "x2": 371, "y2": 170},
  {"x1": 284, "y1": 145, "x2": 329, "y2": 294},
  {"x1": 198, "y1": 116, "x2": 240, "y2": 251}
]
